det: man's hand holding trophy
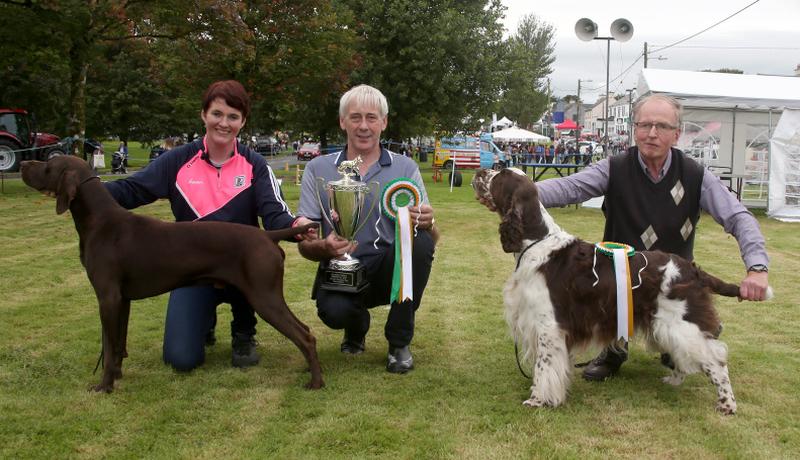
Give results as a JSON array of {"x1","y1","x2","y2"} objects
[{"x1": 314, "y1": 156, "x2": 379, "y2": 293}]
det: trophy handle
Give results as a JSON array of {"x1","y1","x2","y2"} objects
[
  {"x1": 351, "y1": 181, "x2": 380, "y2": 238},
  {"x1": 315, "y1": 176, "x2": 337, "y2": 237}
]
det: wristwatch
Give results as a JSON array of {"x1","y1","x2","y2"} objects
[{"x1": 748, "y1": 264, "x2": 768, "y2": 273}]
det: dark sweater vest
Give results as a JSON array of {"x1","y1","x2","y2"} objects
[{"x1": 602, "y1": 147, "x2": 703, "y2": 260}]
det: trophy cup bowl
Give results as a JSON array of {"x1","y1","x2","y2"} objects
[{"x1": 315, "y1": 158, "x2": 378, "y2": 292}]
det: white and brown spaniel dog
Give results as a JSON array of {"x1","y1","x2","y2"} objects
[{"x1": 472, "y1": 168, "x2": 766, "y2": 415}]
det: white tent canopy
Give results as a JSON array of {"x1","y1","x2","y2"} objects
[
  {"x1": 637, "y1": 68, "x2": 800, "y2": 110},
  {"x1": 491, "y1": 127, "x2": 549, "y2": 143},
  {"x1": 636, "y1": 68, "x2": 800, "y2": 209},
  {"x1": 491, "y1": 116, "x2": 514, "y2": 130}
]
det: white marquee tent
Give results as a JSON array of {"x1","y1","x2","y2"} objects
[
  {"x1": 768, "y1": 109, "x2": 800, "y2": 222},
  {"x1": 491, "y1": 116, "x2": 514, "y2": 131},
  {"x1": 491, "y1": 127, "x2": 550, "y2": 144},
  {"x1": 637, "y1": 68, "x2": 800, "y2": 210}
]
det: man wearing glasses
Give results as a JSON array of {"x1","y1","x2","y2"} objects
[{"x1": 534, "y1": 94, "x2": 770, "y2": 381}]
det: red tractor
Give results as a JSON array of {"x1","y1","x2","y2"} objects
[{"x1": 0, "y1": 108, "x2": 67, "y2": 172}]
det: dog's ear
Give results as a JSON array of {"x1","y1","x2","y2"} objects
[
  {"x1": 55, "y1": 170, "x2": 79, "y2": 215},
  {"x1": 499, "y1": 189, "x2": 525, "y2": 253}
]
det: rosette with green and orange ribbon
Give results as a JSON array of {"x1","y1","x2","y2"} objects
[{"x1": 381, "y1": 178, "x2": 422, "y2": 221}]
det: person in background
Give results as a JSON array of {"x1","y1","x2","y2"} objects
[{"x1": 105, "y1": 80, "x2": 315, "y2": 372}]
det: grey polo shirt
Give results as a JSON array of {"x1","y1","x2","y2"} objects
[
  {"x1": 297, "y1": 147, "x2": 429, "y2": 258},
  {"x1": 535, "y1": 149, "x2": 769, "y2": 270}
]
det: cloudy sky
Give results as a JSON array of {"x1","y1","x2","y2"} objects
[{"x1": 501, "y1": 0, "x2": 800, "y2": 102}]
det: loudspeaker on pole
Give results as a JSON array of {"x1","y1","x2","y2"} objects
[
  {"x1": 610, "y1": 18, "x2": 634, "y2": 42},
  {"x1": 574, "y1": 18, "x2": 598, "y2": 41}
]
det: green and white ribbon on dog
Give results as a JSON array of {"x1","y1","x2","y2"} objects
[
  {"x1": 595, "y1": 242, "x2": 635, "y2": 343},
  {"x1": 382, "y1": 178, "x2": 422, "y2": 303}
]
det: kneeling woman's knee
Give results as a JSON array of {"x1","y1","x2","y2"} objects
[{"x1": 163, "y1": 342, "x2": 205, "y2": 372}]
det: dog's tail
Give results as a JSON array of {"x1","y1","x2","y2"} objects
[
  {"x1": 695, "y1": 263, "x2": 774, "y2": 300},
  {"x1": 264, "y1": 222, "x2": 319, "y2": 241},
  {"x1": 698, "y1": 269, "x2": 741, "y2": 298}
]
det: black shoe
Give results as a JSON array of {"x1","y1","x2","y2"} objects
[
  {"x1": 582, "y1": 348, "x2": 626, "y2": 382},
  {"x1": 387, "y1": 345, "x2": 414, "y2": 373},
  {"x1": 340, "y1": 333, "x2": 365, "y2": 355},
  {"x1": 205, "y1": 328, "x2": 216, "y2": 347},
  {"x1": 231, "y1": 333, "x2": 261, "y2": 368}
]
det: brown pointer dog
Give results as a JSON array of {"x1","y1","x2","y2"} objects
[{"x1": 21, "y1": 156, "x2": 322, "y2": 392}]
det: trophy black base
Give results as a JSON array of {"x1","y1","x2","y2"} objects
[{"x1": 320, "y1": 265, "x2": 370, "y2": 293}]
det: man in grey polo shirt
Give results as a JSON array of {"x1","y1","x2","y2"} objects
[
  {"x1": 297, "y1": 84, "x2": 438, "y2": 374},
  {"x1": 533, "y1": 94, "x2": 770, "y2": 381}
]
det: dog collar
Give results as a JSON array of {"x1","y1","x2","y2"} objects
[
  {"x1": 514, "y1": 235, "x2": 552, "y2": 271},
  {"x1": 79, "y1": 176, "x2": 101, "y2": 187}
]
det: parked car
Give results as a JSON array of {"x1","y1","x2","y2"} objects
[
  {"x1": 297, "y1": 142, "x2": 321, "y2": 161},
  {"x1": 252, "y1": 135, "x2": 280, "y2": 155}
]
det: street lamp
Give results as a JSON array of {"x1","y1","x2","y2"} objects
[
  {"x1": 575, "y1": 18, "x2": 633, "y2": 155},
  {"x1": 577, "y1": 78, "x2": 593, "y2": 133}
]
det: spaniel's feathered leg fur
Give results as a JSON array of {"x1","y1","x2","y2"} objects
[
  {"x1": 650, "y1": 260, "x2": 737, "y2": 414},
  {"x1": 506, "y1": 271, "x2": 572, "y2": 407}
]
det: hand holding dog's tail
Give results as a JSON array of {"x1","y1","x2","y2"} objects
[
  {"x1": 265, "y1": 222, "x2": 319, "y2": 242},
  {"x1": 698, "y1": 269, "x2": 774, "y2": 301}
]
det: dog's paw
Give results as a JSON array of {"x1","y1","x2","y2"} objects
[
  {"x1": 662, "y1": 374, "x2": 685, "y2": 386},
  {"x1": 522, "y1": 396, "x2": 546, "y2": 408},
  {"x1": 716, "y1": 397, "x2": 737, "y2": 415},
  {"x1": 89, "y1": 383, "x2": 114, "y2": 394}
]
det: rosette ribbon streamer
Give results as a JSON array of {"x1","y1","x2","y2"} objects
[
  {"x1": 381, "y1": 178, "x2": 422, "y2": 303},
  {"x1": 594, "y1": 242, "x2": 635, "y2": 344}
]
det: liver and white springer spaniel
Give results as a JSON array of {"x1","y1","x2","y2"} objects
[{"x1": 472, "y1": 168, "x2": 771, "y2": 415}]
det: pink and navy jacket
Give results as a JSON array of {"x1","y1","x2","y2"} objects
[{"x1": 105, "y1": 137, "x2": 296, "y2": 232}]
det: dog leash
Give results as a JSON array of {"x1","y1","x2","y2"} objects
[
  {"x1": 512, "y1": 237, "x2": 550, "y2": 380},
  {"x1": 93, "y1": 329, "x2": 104, "y2": 375},
  {"x1": 514, "y1": 342, "x2": 532, "y2": 379},
  {"x1": 514, "y1": 236, "x2": 550, "y2": 271}
]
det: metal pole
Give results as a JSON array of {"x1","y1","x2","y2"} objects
[
  {"x1": 604, "y1": 38, "x2": 611, "y2": 155},
  {"x1": 644, "y1": 42, "x2": 648, "y2": 68},
  {"x1": 626, "y1": 88, "x2": 634, "y2": 144}
]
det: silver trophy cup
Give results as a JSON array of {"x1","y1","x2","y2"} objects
[{"x1": 315, "y1": 157, "x2": 379, "y2": 292}]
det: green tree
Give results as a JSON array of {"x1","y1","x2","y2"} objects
[
  {"x1": 86, "y1": 41, "x2": 177, "y2": 143},
  {"x1": 339, "y1": 0, "x2": 507, "y2": 140},
  {"x1": 0, "y1": 1, "x2": 72, "y2": 134},
  {"x1": 147, "y1": 1, "x2": 358, "y2": 146},
  {"x1": 497, "y1": 13, "x2": 555, "y2": 128}
]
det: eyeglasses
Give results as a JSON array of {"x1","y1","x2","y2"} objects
[{"x1": 634, "y1": 122, "x2": 678, "y2": 133}]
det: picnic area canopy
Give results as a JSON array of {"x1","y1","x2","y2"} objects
[
  {"x1": 491, "y1": 127, "x2": 550, "y2": 144},
  {"x1": 555, "y1": 119, "x2": 578, "y2": 130}
]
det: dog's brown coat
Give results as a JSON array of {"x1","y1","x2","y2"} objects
[{"x1": 21, "y1": 156, "x2": 323, "y2": 392}]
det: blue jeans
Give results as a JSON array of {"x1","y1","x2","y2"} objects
[{"x1": 162, "y1": 285, "x2": 257, "y2": 371}]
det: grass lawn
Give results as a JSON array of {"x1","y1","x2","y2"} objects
[{"x1": 0, "y1": 167, "x2": 798, "y2": 459}]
